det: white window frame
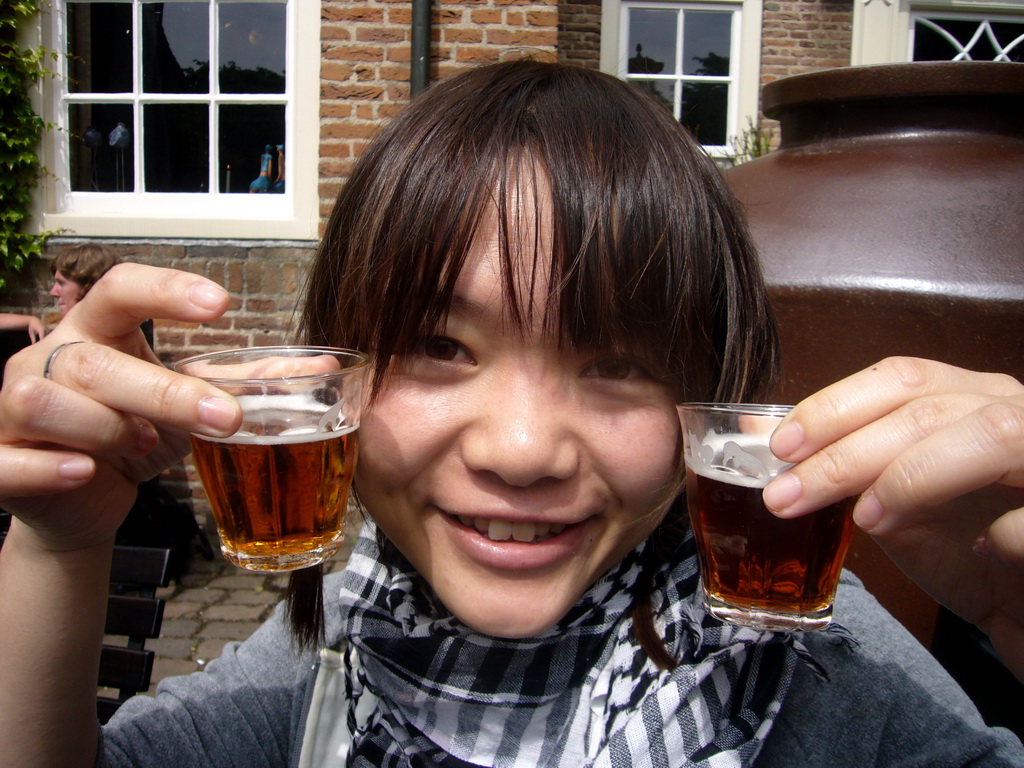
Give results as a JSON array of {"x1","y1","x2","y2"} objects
[
  {"x1": 852, "y1": 0, "x2": 1024, "y2": 65},
  {"x1": 600, "y1": 0, "x2": 763, "y2": 157},
  {"x1": 23, "y1": 0, "x2": 320, "y2": 240}
]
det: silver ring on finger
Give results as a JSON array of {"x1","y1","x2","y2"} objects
[{"x1": 43, "y1": 341, "x2": 87, "y2": 380}]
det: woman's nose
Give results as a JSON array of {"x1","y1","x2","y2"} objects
[
  {"x1": 460, "y1": 369, "x2": 580, "y2": 487},
  {"x1": 49, "y1": 283, "x2": 59, "y2": 298}
]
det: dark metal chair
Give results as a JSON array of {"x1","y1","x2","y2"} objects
[
  {"x1": 98, "y1": 545, "x2": 173, "y2": 723},
  {"x1": 0, "y1": 328, "x2": 32, "y2": 387}
]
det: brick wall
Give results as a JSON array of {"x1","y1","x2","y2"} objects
[
  {"x1": 558, "y1": 2, "x2": 602, "y2": 68},
  {"x1": 761, "y1": 0, "x2": 856, "y2": 128},
  {"x1": 761, "y1": 0, "x2": 852, "y2": 84},
  {"x1": 319, "y1": 0, "x2": 560, "y2": 228},
  {"x1": 760, "y1": 0, "x2": 852, "y2": 134}
]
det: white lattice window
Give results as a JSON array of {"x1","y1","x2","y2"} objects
[
  {"x1": 911, "y1": 13, "x2": 1024, "y2": 61},
  {"x1": 600, "y1": 0, "x2": 763, "y2": 156},
  {"x1": 852, "y1": 0, "x2": 1024, "y2": 66},
  {"x1": 23, "y1": 0, "x2": 320, "y2": 240}
]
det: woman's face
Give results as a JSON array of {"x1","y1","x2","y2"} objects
[
  {"x1": 355, "y1": 182, "x2": 681, "y2": 638},
  {"x1": 50, "y1": 270, "x2": 85, "y2": 315}
]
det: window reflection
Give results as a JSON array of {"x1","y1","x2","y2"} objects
[
  {"x1": 143, "y1": 2, "x2": 210, "y2": 94},
  {"x1": 219, "y1": 105, "x2": 286, "y2": 193},
  {"x1": 220, "y1": 3, "x2": 287, "y2": 94},
  {"x1": 64, "y1": 0, "x2": 287, "y2": 195},
  {"x1": 68, "y1": 3, "x2": 133, "y2": 93},
  {"x1": 682, "y1": 12, "x2": 731, "y2": 76},
  {"x1": 632, "y1": 78, "x2": 674, "y2": 114},
  {"x1": 628, "y1": 9, "x2": 677, "y2": 74},
  {"x1": 682, "y1": 82, "x2": 728, "y2": 145},
  {"x1": 144, "y1": 104, "x2": 209, "y2": 192},
  {"x1": 69, "y1": 104, "x2": 135, "y2": 192},
  {"x1": 624, "y1": 5, "x2": 735, "y2": 148}
]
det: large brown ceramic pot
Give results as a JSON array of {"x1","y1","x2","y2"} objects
[{"x1": 725, "y1": 62, "x2": 1024, "y2": 646}]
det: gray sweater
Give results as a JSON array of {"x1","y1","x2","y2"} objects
[{"x1": 98, "y1": 571, "x2": 1024, "y2": 767}]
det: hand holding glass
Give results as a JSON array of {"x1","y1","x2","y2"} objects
[
  {"x1": 175, "y1": 346, "x2": 369, "y2": 572},
  {"x1": 680, "y1": 404, "x2": 855, "y2": 631}
]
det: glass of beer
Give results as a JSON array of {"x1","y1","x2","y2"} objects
[
  {"x1": 175, "y1": 346, "x2": 369, "y2": 572},
  {"x1": 679, "y1": 403, "x2": 856, "y2": 631}
]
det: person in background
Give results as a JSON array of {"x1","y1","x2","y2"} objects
[
  {"x1": 0, "y1": 243, "x2": 116, "y2": 347},
  {"x1": 50, "y1": 244, "x2": 121, "y2": 315}
]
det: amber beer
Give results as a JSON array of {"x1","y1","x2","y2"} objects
[
  {"x1": 176, "y1": 346, "x2": 367, "y2": 574},
  {"x1": 685, "y1": 463, "x2": 855, "y2": 630},
  {"x1": 190, "y1": 422, "x2": 358, "y2": 571}
]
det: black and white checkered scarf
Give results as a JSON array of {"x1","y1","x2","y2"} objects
[{"x1": 335, "y1": 520, "x2": 801, "y2": 767}]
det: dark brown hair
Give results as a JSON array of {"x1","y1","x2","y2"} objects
[
  {"x1": 52, "y1": 244, "x2": 121, "y2": 297},
  {"x1": 297, "y1": 59, "x2": 779, "y2": 658}
]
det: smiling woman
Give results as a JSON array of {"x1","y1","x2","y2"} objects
[
  {"x1": 0, "y1": 58, "x2": 1022, "y2": 768},
  {"x1": 354, "y1": 218, "x2": 682, "y2": 639},
  {"x1": 302, "y1": 59, "x2": 777, "y2": 650}
]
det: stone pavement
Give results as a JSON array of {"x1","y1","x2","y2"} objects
[{"x1": 141, "y1": 537, "x2": 354, "y2": 696}]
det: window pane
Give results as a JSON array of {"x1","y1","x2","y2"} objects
[
  {"x1": 144, "y1": 103, "x2": 209, "y2": 192},
  {"x1": 991, "y1": 22, "x2": 1024, "y2": 61},
  {"x1": 68, "y1": 3, "x2": 133, "y2": 93},
  {"x1": 681, "y1": 82, "x2": 728, "y2": 145},
  {"x1": 914, "y1": 18, "x2": 1024, "y2": 61},
  {"x1": 628, "y1": 9, "x2": 677, "y2": 75},
  {"x1": 219, "y1": 104, "x2": 286, "y2": 193},
  {"x1": 219, "y1": 2, "x2": 287, "y2": 93},
  {"x1": 682, "y1": 11, "x2": 732, "y2": 76},
  {"x1": 913, "y1": 22, "x2": 964, "y2": 61},
  {"x1": 69, "y1": 103, "x2": 135, "y2": 192},
  {"x1": 142, "y1": 2, "x2": 210, "y2": 93},
  {"x1": 630, "y1": 79, "x2": 675, "y2": 116}
]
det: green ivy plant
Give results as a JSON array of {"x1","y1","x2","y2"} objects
[{"x1": 0, "y1": 0, "x2": 53, "y2": 289}]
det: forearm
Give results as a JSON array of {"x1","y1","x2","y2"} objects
[
  {"x1": 0, "y1": 314, "x2": 29, "y2": 331},
  {"x1": 0, "y1": 519, "x2": 114, "y2": 768}
]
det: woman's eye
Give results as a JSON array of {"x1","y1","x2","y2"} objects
[
  {"x1": 585, "y1": 358, "x2": 642, "y2": 380},
  {"x1": 419, "y1": 335, "x2": 464, "y2": 361}
]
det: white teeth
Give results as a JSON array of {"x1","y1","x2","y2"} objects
[
  {"x1": 487, "y1": 519, "x2": 513, "y2": 541},
  {"x1": 512, "y1": 521, "x2": 535, "y2": 542},
  {"x1": 456, "y1": 515, "x2": 566, "y2": 543}
]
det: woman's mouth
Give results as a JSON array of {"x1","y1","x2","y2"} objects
[{"x1": 456, "y1": 515, "x2": 567, "y2": 543}]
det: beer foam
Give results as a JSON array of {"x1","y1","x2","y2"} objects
[
  {"x1": 198, "y1": 393, "x2": 357, "y2": 444},
  {"x1": 683, "y1": 432, "x2": 792, "y2": 488},
  {"x1": 195, "y1": 423, "x2": 357, "y2": 446}
]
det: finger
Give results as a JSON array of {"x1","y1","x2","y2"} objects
[
  {"x1": 769, "y1": 357, "x2": 1024, "y2": 464},
  {"x1": 63, "y1": 263, "x2": 230, "y2": 342},
  {"x1": 0, "y1": 444, "x2": 95, "y2": 499},
  {"x1": 984, "y1": 506, "x2": 1024, "y2": 568},
  {"x1": 181, "y1": 353, "x2": 344, "y2": 381},
  {"x1": 763, "y1": 392, "x2": 1001, "y2": 517},
  {"x1": 2, "y1": 375, "x2": 162, "y2": 457},
  {"x1": 853, "y1": 401, "x2": 1024, "y2": 534},
  {"x1": 6, "y1": 343, "x2": 241, "y2": 439}
]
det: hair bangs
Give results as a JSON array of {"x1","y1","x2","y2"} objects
[{"x1": 302, "y1": 59, "x2": 778, "y2": 406}]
